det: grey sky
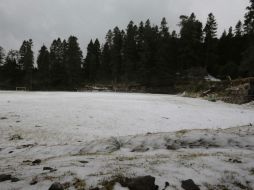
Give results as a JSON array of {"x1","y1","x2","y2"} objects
[{"x1": 0, "y1": 0, "x2": 250, "y2": 55}]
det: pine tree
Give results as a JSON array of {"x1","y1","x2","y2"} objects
[
  {"x1": 3, "y1": 50, "x2": 22, "y2": 85},
  {"x1": 65, "y1": 36, "x2": 83, "y2": 87},
  {"x1": 37, "y1": 45, "x2": 51, "y2": 87},
  {"x1": 106, "y1": 30, "x2": 113, "y2": 48},
  {"x1": 227, "y1": 27, "x2": 234, "y2": 38},
  {"x1": 218, "y1": 26, "x2": 240, "y2": 78},
  {"x1": 84, "y1": 40, "x2": 95, "y2": 82},
  {"x1": 244, "y1": 0, "x2": 254, "y2": 34},
  {"x1": 122, "y1": 21, "x2": 138, "y2": 82},
  {"x1": 84, "y1": 39, "x2": 101, "y2": 82},
  {"x1": 0, "y1": 46, "x2": 4, "y2": 82},
  {"x1": 137, "y1": 20, "x2": 160, "y2": 85},
  {"x1": 19, "y1": 40, "x2": 34, "y2": 71},
  {"x1": 111, "y1": 27, "x2": 124, "y2": 82},
  {"x1": 241, "y1": 0, "x2": 254, "y2": 76},
  {"x1": 19, "y1": 39, "x2": 34, "y2": 88},
  {"x1": 138, "y1": 20, "x2": 152, "y2": 84},
  {"x1": 93, "y1": 39, "x2": 101, "y2": 82},
  {"x1": 178, "y1": 13, "x2": 203, "y2": 71},
  {"x1": 160, "y1": 17, "x2": 170, "y2": 38},
  {"x1": 204, "y1": 13, "x2": 217, "y2": 42},
  {"x1": 100, "y1": 42, "x2": 112, "y2": 81},
  {"x1": 136, "y1": 21, "x2": 145, "y2": 82},
  {"x1": 50, "y1": 38, "x2": 67, "y2": 87},
  {"x1": 179, "y1": 13, "x2": 203, "y2": 42},
  {"x1": 233, "y1": 21, "x2": 246, "y2": 76},
  {"x1": 0, "y1": 46, "x2": 5, "y2": 67},
  {"x1": 155, "y1": 17, "x2": 175, "y2": 85},
  {"x1": 203, "y1": 13, "x2": 218, "y2": 74},
  {"x1": 235, "y1": 21, "x2": 243, "y2": 37},
  {"x1": 241, "y1": 45, "x2": 254, "y2": 76}
]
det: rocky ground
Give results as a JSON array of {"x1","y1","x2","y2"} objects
[{"x1": 0, "y1": 125, "x2": 254, "y2": 190}]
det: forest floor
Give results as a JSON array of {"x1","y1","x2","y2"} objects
[{"x1": 0, "y1": 91, "x2": 254, "y2": 190}]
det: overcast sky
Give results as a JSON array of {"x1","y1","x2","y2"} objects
[{"x1": 0, "y1": 0, "x2": 250, "y2": 55}]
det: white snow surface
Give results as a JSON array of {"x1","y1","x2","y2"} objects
[
  {"x1": 0, "y1": 91, "x2": 254, "y2": 190},
  {"x1": 0, "y1": 91, "x2": 253, "y2": 145}
]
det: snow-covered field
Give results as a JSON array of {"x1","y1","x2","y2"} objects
[{"x1": 0, "y1": 91, "x2": 254, "y2": 190}]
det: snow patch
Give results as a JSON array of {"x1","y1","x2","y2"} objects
[{"x1": 205, "y1": 74, "x2": 221, "y2": 82}]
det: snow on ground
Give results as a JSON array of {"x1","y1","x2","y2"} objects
[
  {"x1": 0, "y1": 91, "x2": 253, "y2": 145},
  {"x1": 204, "y1": 74, "x2": 221, "y2": 82},
  {"x1": 0, "y1": 91, "x2": 254, "y2": 190}
]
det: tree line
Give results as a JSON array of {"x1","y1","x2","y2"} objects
[{"x1": 0, "y1": 0, "x2": 253, "y2": 90}]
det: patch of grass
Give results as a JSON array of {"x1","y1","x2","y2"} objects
[
  {"x1": 219, "y1": 171, "x2": 250, "y2": 190},
  {"x1": 88, "y1": 171, "x2": 115, "y2": 177},
  {"x1": 250, "y1": 168, "x2": 254, "y2": 175},
  {"x1": 233, "y1": 181, "x2": 248, "y2": 189},
  {"x1": 204, "y1": 183, "x2": 230, "y2": 190},
  {"x1": 73, "y1": 178, "x2": 86, "y2": 190},
  {"x1": 183, "y1": 153, "x2": 210, "y2": 159},
  {"x1": 9, "y1": 134, "x2": 23, "y2": 141},
  {"x1": 108, "y1": 137, "x2": 124, "y2": 152},
  {"x1": 175, "y1": 129, "x2": 188, "y2": 138},
  {"x1": 182, "y1": 91, "x2": 199, "y2": 98},
  {"x1": 207, "y1": 94, "x2": 217, "y2": 102},
  {"x1": 101, "y1": 174, "x2": 126, "y2": 190},
  {"x1": 116, "y1": 156, "x2": 137, "y2": 162},
  {"x1": 43, "y1": 175, "x2": 58, "y2": 181}
]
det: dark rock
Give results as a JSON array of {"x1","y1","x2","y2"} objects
[
  {"x1": 17, "y1": 144, "x2": 35, "y2": 149},
  {"x1": 131, "y1": 145, "x2": 150, "y2": 152},
  {"x1": 0, "y1": 117, "x2": 7, "y2": 120},
  {"x1": 9, "y1": 151, "x2": 13, "y2": 154},
  {"x1": 162, "y1": 181, "x2": 170, "y2": 190},
  {"x1": 233, "y1": 159, "x2": 242, "y2": 163},
  {"x1": 43, "y1": 167, "x2": 57, "y2": 172},
  {"x1": 9, "y1": 134, "x2": 23, "y2": 141},
  {"x1": 79, "y1": 160, "x2": 89, "y2": 164},
  {"x1": 62, "y1": 182, "x2": 71, "y2": 189},
  {"x1": 11, "y1": 177, "x2": 20, "y2": 182},
  {"x1": 121, "y1": 176, "x2": 158, "y2": 190},
  {"x1": 248, "y1": 81, "x2": 254, "y2": 98},
  {"x1": 181, "y1": 179, "x2": 200, "y2": 190},
  {"x1": 0, "y1": 174, "x2": 12, "y2": 182},
  {"x1": 228, "y1": 158, "x2": 242, "y2": 163},
  {"x1": 166, "y1": 145, "x2": 178, "y2": 150},
  {"x1": 102, "y1": 176, "x2": 158, "y2": 190},
  {"x1": 48, "y1": 182, "x2": 64, "y2": 190},
  {"x1": 43, "y1": 167, "x2": 53, "y2": 171},
  {"x1": 32, "y1": 159, "x2": 41, "y2": 165},
  {"x1": 23, "y1": 160, "x2": 32, "y2": 163},
  {"x1": 30, "y1": 179, "x2": 38, "y2": 185}
]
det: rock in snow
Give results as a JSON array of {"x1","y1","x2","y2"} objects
[
  {"x1": 121, "y1": 176, "x2": 158, "y2": 190},
  {"x1": 0, "y1": 174, "x2": 12, "y2": 182},
  {"x1": 48, "y1": 182, "x2": 64, "y2": 190},
  {"x1": 181, "y1": 179, "x2": 200, "y2": 190}
]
